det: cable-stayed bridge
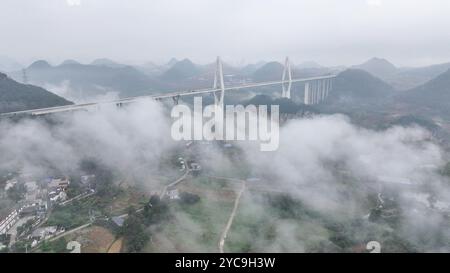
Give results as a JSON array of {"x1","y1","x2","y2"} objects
[{"x1": 0, "y1": 57, "x2": 336, "y2": 118}]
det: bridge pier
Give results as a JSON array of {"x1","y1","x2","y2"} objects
[
  {"x1": 312, "y1": 81, "x2": 317, "y2": 104},
  {"x1": 303, "y1": 78, "x2": 333, "y2": 105},
  {"x1": 304, "y1": 82, "x2": 311, "y2": 105}
]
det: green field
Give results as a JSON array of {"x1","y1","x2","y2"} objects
[
  {"x1": 144, "y1": 196, "x2": 234, "y2": 252},
  {"x1": 225, "y1": 193, "x2": 332, "y2": 253}
]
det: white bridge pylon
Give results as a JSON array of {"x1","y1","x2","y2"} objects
[
  {"x1": 281, "y1": 57, "x2": 293, "y2": 99},
  {"x1": 280, "y1": 56, "x2": 333, "y2": 104},
  {"x1": 213, "y1": 56, "x2": 225, "y2": 110}
]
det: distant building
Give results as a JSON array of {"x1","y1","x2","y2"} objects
[
  {"x1": 20, "y1": 202, "x2": 47, "y2": 217},
  {"x1": 48, "y1": 178, "x2": 70, "y2": 191},
  {"x1": 4, "y1": 179, "x2": 17, "y2": 192},
  {"x1": 190, "y1": 163, "x2": 201, "y2": 171},
  {"x1": 111, "y1": 216, "x2": 125, "y2": 227},
  {"x1": 24, "y1": 181, "x2": 38, "y2": 192},
  {"x1": 31, "y1": 226, "x2": 60, "y2": 241},
  {"x1": 0, "y1": 210, "x2": 20, "y2": 235},
  {"x1": 24, "y1": 181, "x2": 41, "y2": 202},
  {"x1": 49, "y1": 191, "x2": 67, "y2": 203},
  {"x1": 80, "y1": 175, "x2": 96, "y2": 185},
  {"x1": 167, "y1": 189, "x2": 180, "y2": 200}
]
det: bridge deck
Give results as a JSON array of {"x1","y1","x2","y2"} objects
[{"x1": 0, "y1": 74, "x2": 336, "y2": 117}]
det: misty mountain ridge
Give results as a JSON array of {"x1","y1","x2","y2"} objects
[
  {"x1": 387, "y1": 62, "x2": 450, "y2": 90},
  {"x1": 327, "y1": 69, "x2": 394, "y2": 104},
  {"x1": 252, "y1": 62, "x2": 285, "y2": 82},
  {"x1": 353, "y1": 57, "x2": 397, "y2": 80},
  {"x1": 91, "y1": 58, "x2": 127, "y2": 68},
  {"x1": 352, "y1": 57, "x2": 450, "y2": 91},
  {"x1": 397, "y1": 68, "x2": 450, "y2": 109},
  {"x1": 296, "y1": 61, "x2": 323, "y2": 69},
  {"x1": 28, "y1": 60, "x2": 52, "y2": 70},
  {"x1": 0, "y1": 72, "x2": 72, "y2": 113},
  {"x1": 240, "y1": 62, "x2": 267, "y2": 76},
  {"x1": 161, "y1": 58, "x2": 201, "y2": 81},
  {"x1": 7, "y1": 56, "x2": 450, "y2": 108},
  {"x1": 61, "y1": 59, "x2": 81, "y2": 66},
  {"x1": 244, "y1": 94, "x2": 317, "y2": 114},
  {"x1": 166, "y1": 57, "x2": 179, "y2": 67},
  {"x1": 11, "y1": 60, "x2": 168, "y2": 99}
]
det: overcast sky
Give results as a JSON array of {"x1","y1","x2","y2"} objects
[{"x1": 1, "y1": 0, "x2": 450, "y2": 67}]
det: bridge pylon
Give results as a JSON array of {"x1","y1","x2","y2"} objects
[
  {"x1": 281, "y1": 57, "x2": 292, "y2": 99},
  {"x1": 213, "y1": 56, "x2": 225, "y2": 110},
  {"x1": 172, "y1": 95, "x2": 180, "y2": 105}
]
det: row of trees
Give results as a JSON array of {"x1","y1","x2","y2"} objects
[
  {"x1": 119, "y1": 192, "x2": 201, "y2": 252},
  {"x1": 120, "y1": 195, "x2": 171, "y2": 252}
]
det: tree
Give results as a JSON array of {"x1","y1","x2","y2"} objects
[
  {"x1": 16, "y1": 219, "x2": 34, "y2": 237},
  {"x1": 143, "y1": 197, "x2": 170, "y2": 225},
  {"x1": 7, "y1": 183, "x2": 26, "y2": 202},
  {"x1": 121, "y1": 215, "x2": 149, "y2": 253},
  {"x1": 179, "y1": 192, "x2": 200, "y2": 205},
  {"x1": 46, "y1": 238, "x2": 68, "y2": 253},
  {"x1": 11, "y1": 241, "x2": 28, "y2": 253}
]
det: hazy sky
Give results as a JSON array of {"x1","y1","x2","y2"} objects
[{"x1": 1, "y1": 0, "x2": 450, "y2": 67}]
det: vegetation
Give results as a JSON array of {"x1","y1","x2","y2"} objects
[
  {"x1": 142, "y1": 195, "x2": 170, "y2": 225},
  {"x1": 79, "y1": 159, "x2": 121, "y2": 198},
  {"x1": 328, "y1": 69, "x2": 394, "y2": 102},
  {"x1": 244, "y1": 94, "x2": 317, "y2": 114},
  {"x1": 46, "y1": 201, "x2": 92, "y2": 229},
  {"x1": 40, "y1": 238, "x2": 68, "y2": 253},
  {"x1": 6, "y1": 183, "x2": 26, "y2": 202},
  {"x1": 441, "y1": 162, "x2": 450, "y2": 177},
  {"x1": 16, "y1": 219, "x2": 35, "y2": 237},
  {"x1": 120, "y1": 208, "x2": 149, "y2": 253},
  {"x1": 178, "y1": 192, "x2": 200, "y2": 205},
  {"x1": 0, "y1": 72, "x2": 72, "y2": 113}
]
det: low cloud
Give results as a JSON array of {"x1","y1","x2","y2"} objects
[{"x1": 0, "y1": 104, "x2": 448, "y2": 252}]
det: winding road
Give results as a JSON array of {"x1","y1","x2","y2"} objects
[{"x1": 218, "y1": 179, "x2": 246, "y2": 253}]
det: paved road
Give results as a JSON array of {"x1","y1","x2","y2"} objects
[
  {"x1": 218, "y1": 180, "x2": 246, "y2": 253},
  {"x1": 29, "y1": 222, "x2": 92, "y2": 252},
  {"x1": 160, "y1": 162, "x2": 190, "y2": 199},
  {"x1": 60, "y1": 191, "x2": 95, "y2": 206},
  {"x1": 113, "y1": 163, "x2": 191, "y2": 221},
  {"x1": 48, "y1": 223, "x2": 92, "y2": 243}
]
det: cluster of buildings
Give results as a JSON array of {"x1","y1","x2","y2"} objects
[
  {"x1": 29, "y1": 226, "x2": 66, "y2": 248},
  {"x1": 0, "y1": 172, "x2": 97, "y2": 249},
  {"x1": 0, "y1": 210, "x2": 19, "y2": 235}
]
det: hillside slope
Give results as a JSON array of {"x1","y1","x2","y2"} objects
[{"x1": 0, "y1": 72, "x2": 72, "y2": 113}]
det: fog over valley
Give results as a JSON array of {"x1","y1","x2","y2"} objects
[{"x1": 1, "y1": 0, "x2": 450, "y2": 255}]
